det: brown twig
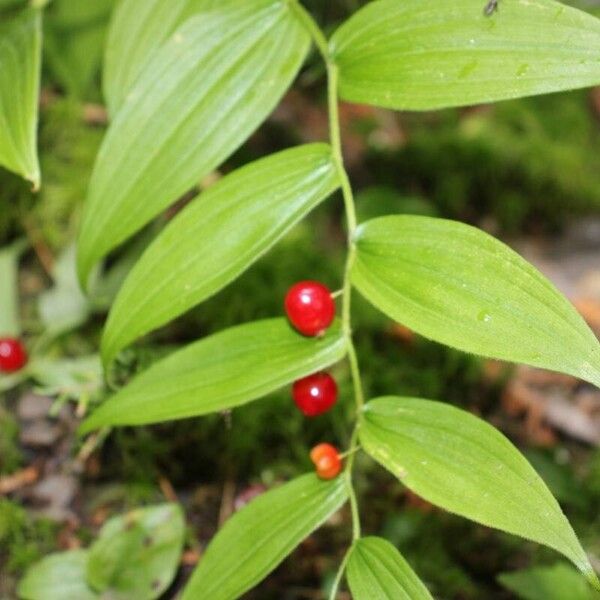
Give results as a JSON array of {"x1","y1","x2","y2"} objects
[
  {"x1": 82, "y1": 104, "x2": 108, "y2": 126},
  {"x1": 158, "y1": 476, "x2": 179, "y2": 503},
  {"x1": 76, "y1": 427, "x2": 110, "y2": 466},
  {"x1": 0, "y1": 465, "x2": 40, "y2": 495},
  {"x1": 218, "y1": 478, "x2": 236, "y2": 526},
  {"x1": 181, "y1": 549, "x2": 201, "y2": 567}
]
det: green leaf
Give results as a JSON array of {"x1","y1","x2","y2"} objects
[
  {"x1": 77, "y1": 0, "x2": 310, "y2": 287},
  {"x1": 498, "y1": 563, "x2": 594, "y2": 600},
  {"x1": 0, "y1": 7, "x2": 41, "y2": 187},
  {"x1": 28, "y1": 355, "x2": 103, "y2": 402},
  {"x1": 18, "y1": 550, "x2": 99, "y2": 600},
  {"x1": 352, "y1": 216, "x2": 600, "y2": 387},
  {"x1": 346, "y1": 537, "x2": 434, "y2": 600},
  {"x1": 181, "y1": 473, "x2": 347, "y2": 600},
  {"x1": 101, "y1": 144, "x2": 339, "y2": 364},
  {"x1": 103, "y1": 0, "x2": 182, "y2": 115},
  {"x1": 0, "y1": 241, "x2": 25, "y2": 336},
  {"x1": 359, "y1": 397, "x2": 599, "y2": 588},
  {"x1": 103, "y1": 0, "x2": 226, "y2": 116},
  {"x1": 331, "y1": 0, "x2": 600, "y2": 111},
  {"x1": 103, "y1": 0, "x2": 230, "y2": 116},
  {"x1": 86, "y1": 503, "x2": 185, "y2": 600},
  {"x1": 80, "y1": 318, "x2": 346, "y2": 433},
  {"x1": 103, "y1": 0, "x2": 187, "y2": 116}
]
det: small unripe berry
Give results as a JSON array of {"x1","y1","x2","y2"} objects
[
  {"x1": 292, "y1": 372, "x2": 337, "y2": 417},
  {"x1": 310, "y1": 443, "x2": 342, "y2": 480},
  {"x1": 285, "y1": 281, "x2": 335, "y2": 336},
  {"x1": 0, "y1": 337, "x2": 27, "y2": 373}
]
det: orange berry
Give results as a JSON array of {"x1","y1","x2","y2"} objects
[{"x1": 310, "y1": 443, "x2": 342, "y2": 480}]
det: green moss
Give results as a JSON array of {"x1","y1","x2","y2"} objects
[
  {"x1": 0, "y1": 98, "x2": 104, "y2": 249},
  {"x1": 0, "y1": 406, "x2": 21, "y2": 475},
  {"x1": 0, "y1": 499, "x2": 59, "y2": 576},
  {"x1": 368, "y1": 91, "x2": 600, "y2": 232}
]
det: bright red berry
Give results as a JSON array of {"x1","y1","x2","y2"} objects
[
  {"x1": 285, "y1": 281, "x2": 335, "y2": 336},
  {"x1": 0, "y1": 337, "x2": 27, "y2": 373},
  {"x1": 310, "y1": 443, "x2": 342, "y2": 480},
  {"x1": 293, "y1": 372, "x2": 338, "y2": 417}
]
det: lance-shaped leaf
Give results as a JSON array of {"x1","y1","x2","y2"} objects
[
  {"x1": 359, "y1": 397, "x2": 599, "y2": 588},
  {"x1": 181, "y1": 474, "x2": 347, "y2": 600},
  {"x1": 87, "y1": 504, "x2": 185, "y2": 600},
  {"x1": 80, "y1": 318, "x2": 345, "y2": 433},
  {"x1": 499, "y1": 563, "x2": 594, "y2": 600},
  {"x1": 103, "y1": 0, "x2": 228, "y2": 116},
  {"x1": 0, "y1": 7, "x2": 41, "y2": 187},
  {"x1": 101, "y1": 144, "x2": 339, "y2": 365},
  {"x1": 352, "y1": 216, "x2": 600, "y2": 387},
  {"x1": 77, "y1": 0, "x2": 310, "y2": 287},
  {"x1": 18, "y1": 551, "x2": 99, "y2": 600},
  {"x1": 330, "y1": 0, "x2": 600, "y2": 111},
  {"x1": 346, "y1": 537, "x2": 434, "y2": 600},
  {"x1": 103, "y1": 0, "x2": 189, "y2": 116}
]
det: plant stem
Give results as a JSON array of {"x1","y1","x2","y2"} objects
[
  {"x1": 290, "y1": 0, "x2": 365, "y2": 411},
  {"x1": 328, "y1": 546, "x2": 352, "y2": 600},
  {"x1": 317, "y1": 21, "x2": 366, "y2": 547},
  {"x1": 288, "y1": 0, "x2": 330, "y2": 61},
  {"x1": 344, "y1": 426, "x2": 361, "y2": 540},
  {"x1": 289, "y1": 0, "x2": 365, "y2": 413},
  {"x1": 291, "y1": 0, "x2": 366, "y2": 581},
  {"x1": 289, "y1": 0, "x2": 365, "y2": 600}
]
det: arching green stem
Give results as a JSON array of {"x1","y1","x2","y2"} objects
[{"x1": 290, "y1": 3, "x2": 366, "y2": 596}]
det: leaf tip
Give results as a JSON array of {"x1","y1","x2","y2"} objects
[
  {"x1": 578, "y1": 348, "x2": 600, "y2": 390},
  {"x1": 28, "y1": 171, "x2": 41, "y2": 192},
  {"x1": 584, "y1": 567, "x2": 600, "y2": 593}
]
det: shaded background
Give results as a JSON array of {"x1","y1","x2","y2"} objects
[{"x1": 2, "y1": 0, "x2": 600, "y2": 598}]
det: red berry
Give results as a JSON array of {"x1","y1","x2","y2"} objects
[
  {"x1": 285, "y1": 281, "x2": 335, "y2": 336},
  {"x1": 310, "y1": 443, "x2": 342, "y2": 480},
  {"x1": 293, "y1": 372, "x2": 337, "y2": 417},
  {"x1": 0, "y1": 337, "x2": 27, "y2": 373}
]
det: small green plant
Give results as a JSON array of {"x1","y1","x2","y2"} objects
[
  {"x1": 4, "y1": 0, "x2": 600, "y2": 598},
  {"x1": 18, "y1": 504, "x2": 185, "y2": 600},
  {"x1": 498, "y1": 562, "x2": 598, "y2": 600}
]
